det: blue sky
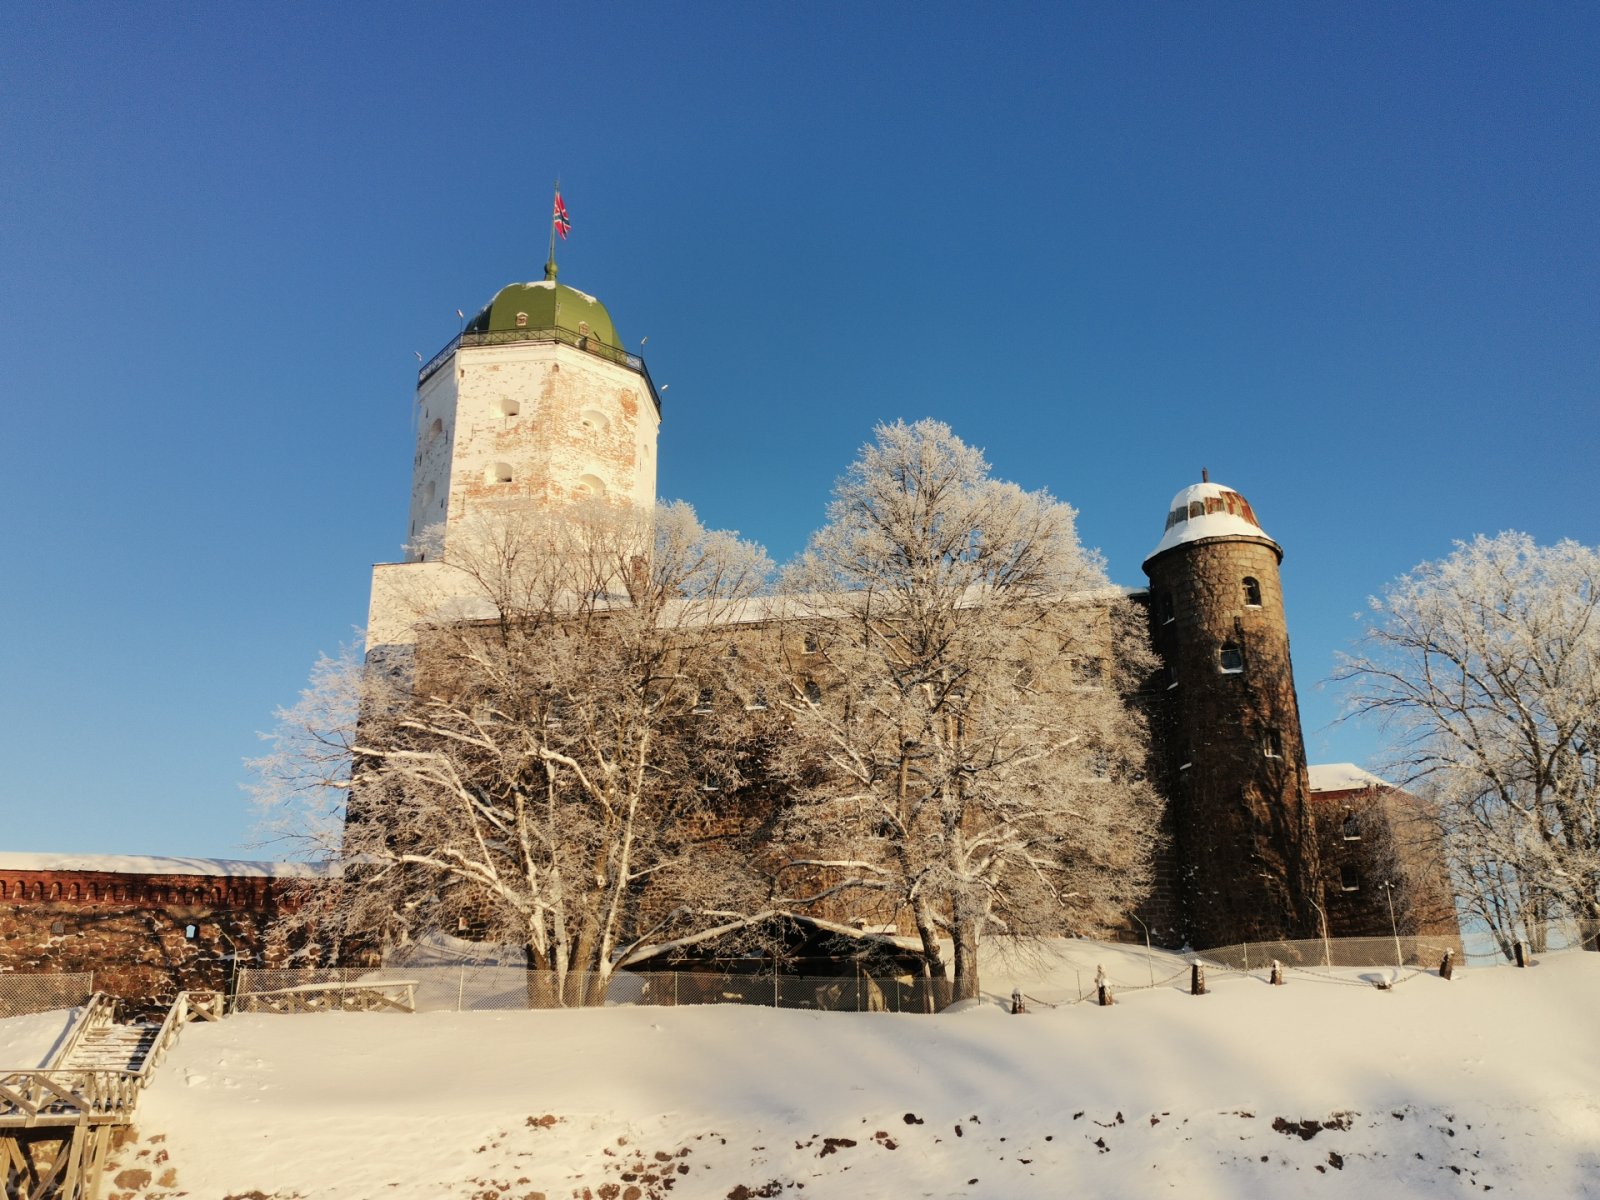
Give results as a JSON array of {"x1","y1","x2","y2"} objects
[{"x1": 4, "y1": 4, "x2": 1597, "y2": 858}]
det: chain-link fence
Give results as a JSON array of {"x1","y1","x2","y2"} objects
[
  {"x1": 0, "y1": 972, "x2": 93, "y2": 1017},
  {"x1": 1191, "y1": 935, "x2": 1460, "y2": 974},
  {"x1": 235, "y1": 965, "x2": 954, "y2": 1014}
]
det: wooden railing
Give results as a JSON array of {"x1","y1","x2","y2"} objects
[
  {"x1": 43, "y1": 994, "x2": 116, "y2": 1071},
  {"x1": 0, "y1": 1070, "x2": 140, "y2": 1128},
  {"x1": 134, "y1": 990, "x2": 221, "y2": 1082},
  {"x1": 1, "y1": 990, "x2": 223, "y2": 1132}
]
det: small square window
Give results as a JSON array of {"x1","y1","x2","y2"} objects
[
  {"x1": 1342, "y1": 813, "x2": 1361, "y2": 841},
  {"x1": 693, "y1": 687, "x2": 714, "y2": 714},
  {"x1": 1340, "y1": 866, "x2": 1360, "y2": 892},
  {"x1": 1219, "y1": 644, "x2": 1244, "y2": 673}
]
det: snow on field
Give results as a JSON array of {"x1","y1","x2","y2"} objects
[
  {"x1": 0, "y1": 1006, "x2": 77, "y2": 1068},
  {"x1": 83, "y1": 949, "x2": 1600, "y2": 1197}
]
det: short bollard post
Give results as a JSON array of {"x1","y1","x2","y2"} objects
[
  {"x1": 1011, "y1": 987, "x2": 1025, "y2": 1015},
  {"x1": 1096, "y1": 965, "x2": 1113, "y2": 1007},
  {"x1": 1269, "y1": 959, "x2": 1285, "y2": 986},
  {"x1": 1514, "y1": 941, "x2": 1528, "y2": 969},
  {"x1": 1439, "y1": 949, "x2": 1455, "y2": 981},
  {"x1": 1190, "y1": 961, "x2": 1207, "y2": 996}
]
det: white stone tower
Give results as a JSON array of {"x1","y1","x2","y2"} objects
[{"x1": 367, "y1": 266, "x2": 662, "y2": 654}]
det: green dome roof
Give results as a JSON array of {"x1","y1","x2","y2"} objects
[{"x1": 465, "y1": 280, "x2": 621, "y2": 348}]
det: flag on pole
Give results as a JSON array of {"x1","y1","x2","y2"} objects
[{"x1": 553, "y1": 190, "x2": 571, "y2": 240}]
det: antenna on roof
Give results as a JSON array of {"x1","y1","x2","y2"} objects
[{"x1": 1201, "y1": 467, "x2": 1209, "y2": 483}]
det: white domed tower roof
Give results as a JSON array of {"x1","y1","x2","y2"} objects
[{"x1": 1143, "y1": 478, "x2": 1281, "y2": 568}]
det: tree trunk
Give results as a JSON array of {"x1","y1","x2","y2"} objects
[{"x1": 951, "y1": 924, "x2": 980, "y2": 1002}]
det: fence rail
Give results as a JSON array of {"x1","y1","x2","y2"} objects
[
  {"x1": 235, "y1": 966, "x2": 953, "y2": 1014},
  {"x1": 0, "y1": 974, "x2": 93, "y2": 1019},
  {"x1": 418, "y1": 325, "x2": 662, "y2": 413}
]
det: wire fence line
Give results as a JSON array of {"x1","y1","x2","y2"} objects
[
  {"x1": 10, "y1": 934, "x2": 1587, "y2": 1021},
  {"x1": 234, "y1": 966, "x2": 953, "y2": 1014},
  {"x1": 0, "y1": 972, "x2": 93, "y2": 1018},
  {"x1": 1191, "y1": 934, "x2": 1461, "y2": 974}
]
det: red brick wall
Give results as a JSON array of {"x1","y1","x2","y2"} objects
[{"x1": 0, "y1": 868, "x2": 307, "y2": 1013}]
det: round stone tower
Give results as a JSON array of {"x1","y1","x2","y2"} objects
[{"x1": 1142, "y1": 478, "x2": 1324, "y2": 948}]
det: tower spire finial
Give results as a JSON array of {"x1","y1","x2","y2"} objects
[{"x1": 1201, "y1": 466, "x2": 1209, "y2": 483}]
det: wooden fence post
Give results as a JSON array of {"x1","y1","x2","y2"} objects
[
  {"x1": 1269, "y1": 959, "x2": 1285, "y2": 986},
  {"x1": 1439, "y1": 949, "x2": 1454, "y2": 980},
  {"x1": 1514, "y1": 941, "x2": 1528, "y2": 968},
  {"x1": 1095, "y1": 965, "x2": 1113, "y2": 1007},
  {"x1": 1190, "y1": 962, "x2": 1207, "y2": 995}
]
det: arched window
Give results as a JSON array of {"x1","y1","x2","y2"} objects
[
  {"x1": 1218, "y1": 643, "x2": 1244, "y2": 674},
  {"x1": 1243, "y1": 577, "x2": 1262, "y2": 607}
]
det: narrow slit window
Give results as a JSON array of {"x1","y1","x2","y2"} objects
[{"x1": 1263, "y1": 728, "x2": 1283, "y2": 759}]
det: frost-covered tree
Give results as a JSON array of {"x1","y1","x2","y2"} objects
[
  {"x1": 1340, "y1": 532, "x2": 1600, "y2": 955},
  {"x1": 252, "y1": 501, "x2": 777, "y2": 1000},
  {"x1": 771, "y1": 420, "x2": 1162, "y2": 1000}
]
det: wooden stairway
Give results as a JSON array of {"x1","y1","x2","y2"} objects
[
  {"x1": 56, "y1": 1024, "x2": 162, "y2": 1076},
  {"x1": 2, "y1": 991, "x2": 221, "y2": 1200}
]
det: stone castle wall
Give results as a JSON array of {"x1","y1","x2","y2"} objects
[
  {"x1": 0, "y1": 867, "x2": 307, "y2": 1013},
  {"x1": 1310, "y1": 786, "x2": 1461, "y2": 944}
]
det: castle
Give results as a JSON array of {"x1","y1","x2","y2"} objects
[
  {"x1": 0, "y1": 265, "x2": 1457, "y2": 1006},
  {"x1": 364, "y1": 265, "x2": 1456, "y2": 955}
]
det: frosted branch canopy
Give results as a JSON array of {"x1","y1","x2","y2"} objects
[{"x1": 1145, "y1": 480, "x2": 1280, "y2": 564}]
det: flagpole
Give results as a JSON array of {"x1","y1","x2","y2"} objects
[{"x1": 546, "y1": 176, "x2": 559, "y2": 281}]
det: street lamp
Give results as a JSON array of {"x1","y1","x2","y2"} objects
[
  {"x1": 1380, "y1": 881, "x2": 1403, "y2": 967},
  {"x1": 1128, "y1": 912, "x2": 1156, "y2": 988},
  {"x1": 1307, "y1": 893, "x2": 1333, "y2": 970}
]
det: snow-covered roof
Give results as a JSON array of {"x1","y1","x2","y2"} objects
[
  {"x1": 1307, "y1": 763, "x2": 1392, "y2": 793},
  {"x1": 0, "y1": 852, "x2": 337, "y2": 879},
  {"x1": 1144, "y1": 480, "x2": 1279, "y2": 564}
]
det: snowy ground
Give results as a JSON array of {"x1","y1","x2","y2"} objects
[
  {"x1": 9, "y1": 945, "x2": 1599, "y2": 1199},
  {"x1": 0, "y1": 1006, "x2": 76, "y2": 1068}
]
